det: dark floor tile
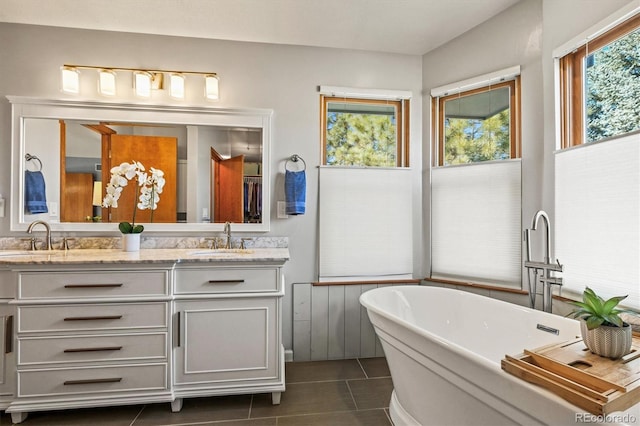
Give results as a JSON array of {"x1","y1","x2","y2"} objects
[
  {"x1": 250, "y1": 381, "x2": 356, "y2": 418},
  {"x1": 348, "y1": 377, "x2": 393, "y2": 410},
  {"x1": 285, "y1": 359, "x2": 365, "y2": 383},
  {"x1": 133, "y1": 395, "x2": 251, "y2": 426},
  {"x1": 194, "y1": 418, "x2": 276, "y2": 426},
  {"x1": 8, "y1": 404, "x2": 143, "y2": 425},
  {"x1": 277, "y1": 408, "x2": 392, "y2": 426},
  {"x1": 358, "y1": 357, "x2": 391, "y2": 378}
]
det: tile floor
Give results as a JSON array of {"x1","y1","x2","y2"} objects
[{"x1": 1, "y1": 358, "x2": 393, "y2": 425}]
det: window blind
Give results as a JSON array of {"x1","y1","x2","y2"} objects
[
  {"x1": 431, "y1": 160, "x2": 522, "y2": 287},
  {"x1": 555, "y1": 134, "x2": 640, "y2": 308},
  {"x1": 318, "y1": 167, "x2": 413, "y2": 282}
]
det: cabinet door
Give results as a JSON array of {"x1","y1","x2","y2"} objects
[
  {"x1": 174, "y1": 298, "x2": 279, "y2": 386},
  {"x1": 0, "y1": 303, "x2": 15, "y2": 401}
]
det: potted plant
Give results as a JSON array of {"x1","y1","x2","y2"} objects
[
  {"x1": 102, "y1": 161, "x2": 165, "y2": 251},
  {"x1": 567, "y1": 287, "x2": 636, "y2": 359}
]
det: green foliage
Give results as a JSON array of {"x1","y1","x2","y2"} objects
[
  {"x1": 586, "y1": 29, "x2": 640, "y2": 142},
  {"x1": 118, "y1": 222, "x2": 144, "y2": 234},
  {"x1": 326, "y1": 112, "x2": 396, "y2": 167},
  {"x1": 567, "y1": 287, "x2": 635, "y2": 330},
  {"x1": 444, "y1": 110, "x2": 510, "y2": 165}
]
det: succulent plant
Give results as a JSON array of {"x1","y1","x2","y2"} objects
[{"x1": 567, "y1": 287, "x2": 636, "y2": 330}]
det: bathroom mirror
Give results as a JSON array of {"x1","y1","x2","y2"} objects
[{"x1": 9, "y1": 96, "x2": 271, "y2": 232}]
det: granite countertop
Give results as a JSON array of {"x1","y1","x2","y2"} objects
[{"x1": 0, "y1": 248, "x2": 290, "y2": 265}]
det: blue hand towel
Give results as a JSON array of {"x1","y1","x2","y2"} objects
[
  {"x1": 24, "y1": 170, "x2": 48, "y2": 214},
  {"x1": 285, "y1": 170, "x2": 306, "y2": 215}
]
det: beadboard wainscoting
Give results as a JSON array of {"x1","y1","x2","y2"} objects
[{"x1": 293, "y1": 283, "x2": 408, "y2": 361}]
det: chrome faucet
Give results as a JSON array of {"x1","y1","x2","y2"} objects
[
  {"x1": 223, "y1": 221, "x2": 232, "y2": 249},
  {"x1": 27, "y1": 220, "x2": 53, "y2": 251},
  {"x1": 524, "y1": 210, "x2": 563, "y2": 313},
  {"x1": 531, "y1": 210, "x2": 551, "y2": 264}
]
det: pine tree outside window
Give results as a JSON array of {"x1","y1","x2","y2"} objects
[
  {"x1": 559, "y1": 13, "x2": 640, "y2": 147},
  {"x1": 433, "y1": 78, "x2": 521, "y2": 166},
  {"x1": 321, "y1": 96, "x2": 409, "y2": 167}
]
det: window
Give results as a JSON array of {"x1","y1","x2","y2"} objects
[
  {"x1": 559, "y1": 13, "x2": 640, "y2": 147},
  {"x1": 433, "y1": 78, "x2": 520, "y2": 166},
  {"x1": 429, "y1": 68, "x2": 522, "y2": 289},
  {"x1": 555, "y1": 7, "x2": 640, "y2": 309},
  {"x1": 318, "y1": 87, "x2": 413, "y2": 284},
  {"x1": 320, "y1": 96, "x2": 409, "y2": 167}
]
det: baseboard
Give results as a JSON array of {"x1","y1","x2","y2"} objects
[{"x1": 284, "y1": 349, "x2": 294, "y2": 362}]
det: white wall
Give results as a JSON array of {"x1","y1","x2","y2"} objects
[
  {"x1": 0, "y1": 23, "x2": 423, "y2": 353},
  {"x1": 422, "y1": 0, "x2": 545, "y2": 281}
]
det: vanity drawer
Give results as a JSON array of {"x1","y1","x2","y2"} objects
[
  {"x1": 17, "y1": 363, "x2": 167, "y2": 397},
  {"x1": 19, "y1": 333, "x2": 167, "y2": 365},
  {"x1": 175, "y1": 268, "x2": 279, "y2": 294},
  {"x1": 18, "y1": 302, "x2": 168, "y2": 333},
  {"x1": 18, "y1": 270, "x2": 169, "y2": 300}
]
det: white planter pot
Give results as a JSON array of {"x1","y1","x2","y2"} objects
[
  {"x1": 122, "y1": 233, "x2": 141, "y2": 252},
  {"x1": 580, "y1": 320, "x2": 632, "y2": 359}
]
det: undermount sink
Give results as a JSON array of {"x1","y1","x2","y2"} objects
[{"x1": 188, "y1": 249, "x2": 254, "y2": 256}]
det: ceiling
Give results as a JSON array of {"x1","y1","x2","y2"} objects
[{"x1": 0, "y1": 0, "x2": 521, "y2": 55}]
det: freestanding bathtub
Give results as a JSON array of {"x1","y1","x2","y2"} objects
[{"x1": 360, "y1": 285, "x2": 640, "y2": 426}]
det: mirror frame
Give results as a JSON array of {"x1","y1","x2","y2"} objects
[{"x1": 9, "y1": 96, "x2": 272, "y2": 233}]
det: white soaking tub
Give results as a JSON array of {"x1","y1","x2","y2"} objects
[{"x1": 360, "y1": 285, "x2": 640, "y2": 426}]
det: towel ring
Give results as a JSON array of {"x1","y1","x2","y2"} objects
[
  {"x1": 25, "y1": 153, "x2": 43, "y2": 171},
  {"x1": 285, "y1": 154, "x2": 306, "y2": 172}
]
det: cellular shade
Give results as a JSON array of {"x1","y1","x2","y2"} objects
[
  {"x1": 431, "y1": 160, "x2": 521, "y2": 287},
  {"x1": 555, "y1": 134, "x2": 640, "y2": 308},
  {"x1": 319, "y1": 167, "x2": 413, "y2": 282}
]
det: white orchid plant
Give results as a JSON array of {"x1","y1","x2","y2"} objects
[{"x1": 102, "y1": 161, "x2": 166, "y2": 234}]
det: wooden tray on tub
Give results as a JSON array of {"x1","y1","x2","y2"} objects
[{"x1": 501, "y1": 332, "x2": 640, "y2": 416}]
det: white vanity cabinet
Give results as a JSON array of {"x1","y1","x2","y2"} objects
[
  {"x1": 0, "y1": 248, "x2": 290, "y2": 422},
  {"x1": 172, "y1": 263, "x2": 285, "y2": 411},
  {"x1": 7, "y1": 265, "x2": 173, "y2": 424}
]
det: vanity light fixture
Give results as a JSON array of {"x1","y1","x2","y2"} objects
[
  {"x1": 61, "y1": 64, "x2": 219, "y2": 101},
  {"x1": 134, "y1": 71, "x2": 153, "y2": 98},
  {"x1": 170, "y1": 73, "x2": 185, "y2": 99},
  {"x1": 204, "y1": 74, "x2": 219, "y2": 100},
  {"x1": 98, "y1": 69, "x2": 117, "y2": 96},
  {"x1": 61, "y1": 66, "x2": 80, "y2": 94}
]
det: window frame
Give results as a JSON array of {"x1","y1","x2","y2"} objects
[
  {"x1": 431, "y1": 77, "x2": 521, "y2": 167},
  {"x1": 558, "y1": 13, "x2": 640, "y2": 148},
  {"x1": 320, "y1": 95, "x2": 410, "y2": 167}
]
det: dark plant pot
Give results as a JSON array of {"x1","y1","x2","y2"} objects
[{"x1": 580, "y1": 320, "x2": 632, "y2": 359}]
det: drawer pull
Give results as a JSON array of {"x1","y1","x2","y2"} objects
[
  {"x1": 4, "y1": 315, "x2": 13, "y2": 354},
  {"x1": 64, "y1": 283, "x2": 124, "y2": 288},
  {"x1": 207, "y1": 279, "x2": 245, "y2": 284},
  {"x1": 63, "y1": 377, "x2": 122, "y2": 385},
  {"x1": 63, "y1": 315, "x2": 123, "y2": 321},
  {"x1": 64, "y1": 346, "x2": 123, "y2": 353}
]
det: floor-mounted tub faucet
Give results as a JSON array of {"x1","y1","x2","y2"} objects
[
  {"x1": 524, "y1": 210, "x2": 563, "y2": 313},
  {"x1": 531, "y1": 210, "x2": 552, "y2": 264}
]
